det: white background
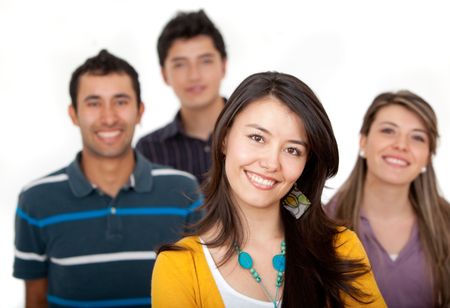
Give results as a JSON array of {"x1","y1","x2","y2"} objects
[{"x1": 1, "y1": 0, "x2": 449, "y2": 306}]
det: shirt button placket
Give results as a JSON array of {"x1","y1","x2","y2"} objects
[{"x1": 107, "y1": 198, "x2": 122, "y2": 241}]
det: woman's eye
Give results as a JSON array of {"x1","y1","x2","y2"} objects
[
  {"x1": 381, "y1": 127, "x2": 395, "y2": 134},
  {"x1": 201, "y1": 58, "x2": 213, "y2": 65},
  {"x1": 286, "y1": 147, "x2": 300, "y2": 156},
  {"x1": 412, "y1": 135, "x2": 426, "y2": 143},
  {"x1": 249, "y1": 134, "x2": 264, "y2": 143}
]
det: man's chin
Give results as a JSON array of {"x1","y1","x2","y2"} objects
[
  {"x1": 181, "y1": 98, "x2": 216, "y2": 111},
  {"x1": 83, "y1": 146, "x2": 133, "y2": 160}
]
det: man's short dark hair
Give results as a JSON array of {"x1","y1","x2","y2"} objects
[
  {"x1": 157, "y1": 9, "x2": 227, "y2": 67},
  {"x1": 69, "y1": 49, "x2": 141, "y2": 110}
]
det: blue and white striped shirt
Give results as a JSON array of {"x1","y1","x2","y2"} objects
[{"x1": 14, "y1": 152, "x2": 202, "y2": 307}]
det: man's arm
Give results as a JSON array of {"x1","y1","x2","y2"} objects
[{"x1": 25, "y1": 278, "x2": 48, "y2": 308}]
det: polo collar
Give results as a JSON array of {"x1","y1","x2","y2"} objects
[
  {"x1": 132, "y1": 151, "x2": 153, "y2": 193},
  {"x1": 159, "y1": 111, "x2": 183, "y2": 140},
  {"x1": 160, "y1": 97, "x2": 227, "y2": 141},
  {"x1": 67, "y1": 152, "x2": 92, "y2": 197},
  {"x1": 67, "y1": 151, "x2": 153, "y2": 198}
]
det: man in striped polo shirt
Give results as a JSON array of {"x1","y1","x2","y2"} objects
[
  {"x1": 13, "y1": 49, "x2": 201, "y2": 307},
  {"x1": 136, "y1": 10, "x2": 227, "y2": 184}
]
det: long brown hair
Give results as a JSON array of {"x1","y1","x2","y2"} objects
[
  {"x1": 334, "y1": 90, "x2": 450, "y2": 307},
  {"x1": 162, "y1": 72, "x2": 372, "y2": 307}
]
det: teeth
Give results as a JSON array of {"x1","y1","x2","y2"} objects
[
  {"x1": 247, "y1": 172, "x2": 275, "y2": 187},
  {"x1": 98, "y1": 131, "x2": 120, "y2": 138},
  {"x1": 385, "y1": 157, "x2": 408, "y2": 166}
]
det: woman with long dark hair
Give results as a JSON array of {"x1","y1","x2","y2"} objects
[
  {"x1": 326, "y1": 91, "x2": 450, "y2": 307},
  {"x1": 152, "y1": 72, "x2": 385, "y2": 307}
]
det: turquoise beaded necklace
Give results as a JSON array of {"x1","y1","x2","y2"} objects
[{"x1": 236, "y1": 240, "x2": 286, "y2": 308}]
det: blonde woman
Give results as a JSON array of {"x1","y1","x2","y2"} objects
[{"x1": 326, "y1": 91, "x2": 450, "y2": 307}]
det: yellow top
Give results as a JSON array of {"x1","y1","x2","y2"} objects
[{"x1": 151, "y1": 228, "x2": 386, "y2": 307}]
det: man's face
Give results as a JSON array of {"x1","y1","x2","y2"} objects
[
  {"x1": 162, "y1": 35, "x2": 226, "y2": 111},
  {"x1": 69, "y1": 73, "x2": 144, "y2": 160}
]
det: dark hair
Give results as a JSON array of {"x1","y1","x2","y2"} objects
[
  {"x1": 334, "y1": 90, "x2": 450, "y2": 307},
  {"x1": 157, "y1": 9, "x2": 227, "y2": 66},
  {"x1": 69, "y1": 49, "x2": 141, "y2": 110},
  {"x1": 162, "y1": 72, "x2": 373, "y2": 306}
]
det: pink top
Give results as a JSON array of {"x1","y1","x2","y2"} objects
[{"x1": 324, "y1": 200, "x2": 434, "y2": 308}]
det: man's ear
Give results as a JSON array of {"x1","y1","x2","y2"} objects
[
  {"x1": 221, "y1": 58, "x2": 227, "y2": 78},
  {"x1": 161, "y1": 66, "x2": 170, "y2": 85},
  {"x1": 68, "y1": 104, "x2": 79, "y2": 126},
  {"x1": 136, "y1": 102, "x2": 145, "y2": 124}
]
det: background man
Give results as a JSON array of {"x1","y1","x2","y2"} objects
[
  {"x1": 13, "y1": 49, "x2": 200, "y2": 307},
  {"x1": 137, "y1": 9, "x2": 227, "y2": 184}
]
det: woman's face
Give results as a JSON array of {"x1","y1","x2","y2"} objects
[
  {"x1": 361, "y1": 104, "x2": 430, "y2": 187},
  {"x1": 223, "y1": 97, "x2": 308, "y2": 213}
]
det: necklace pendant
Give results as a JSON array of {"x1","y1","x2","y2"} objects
[
  {"x1": 272, "y1": 254, "x2": 285, "y2": 272},
  {"x1": 238, "y1": 251, "x2": 253, "y2": 269},
  {"x1": 236, "y1": 240, "x2": 286, "y2": 305}
]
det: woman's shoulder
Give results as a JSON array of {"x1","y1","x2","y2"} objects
[
  {"x1": 334, "y1": 227, "x2": 387, "y2": 307},
  {"x1": 176, "y1": 236, "x2": 202, "y2": 249},
  {"x1": 334, "y1": 227, "x2": 366, "y2": 259},
  {"x1": 159, "y1": 236, "x2": 203, "y2": 259},
  {"x1": 153, "y1": 236, "x2": 224, "y2": 307},
  {"x1": 155, "y1": 236, "x2": 205, "y2": 274}
]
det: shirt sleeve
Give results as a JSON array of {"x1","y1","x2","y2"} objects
[
  {"x1": 151, "y1": 249, "x2": 198, "y2": 308},
  {"x1": 336, "y1": 229, "x2": 387, "y2": 307},
  {"x1": 135, "y1": 137, "x2": 147, "y2": 157},
  {"x1": 13, "y1": 193, "x2": 48, "y2": 279}
]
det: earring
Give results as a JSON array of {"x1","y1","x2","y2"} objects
[
  {"x1": 359, "y1": 149, "x2": 366, "y2": 158},
  {"x1": 282, "y1": 184, "x2": 311, "y2": 219},
  {"x1": 421, "y1": 166, "x2": 427, "y2": 173}
]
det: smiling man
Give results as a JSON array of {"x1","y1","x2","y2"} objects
[
  {"x1": 137, "y1": 10, "x2": 227, "y2": 184},
  {"x1": 13, "y1": 50, "x2": 201, "y2": 307}
]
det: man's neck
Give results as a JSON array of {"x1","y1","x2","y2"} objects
[
  {"x1": 80, "y1": 149, "x2": 135, "y2": 198},
  {"x1": 180, "y1": 96, "x2": 224, "y2": 141}
]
